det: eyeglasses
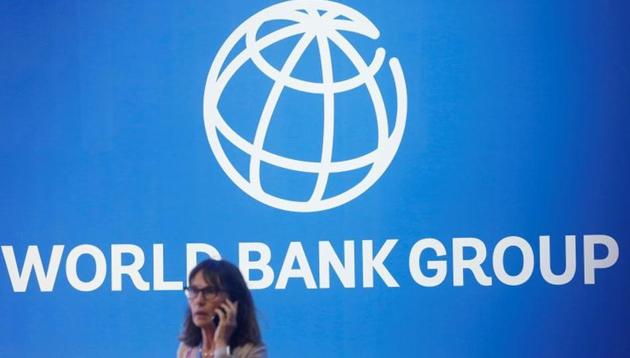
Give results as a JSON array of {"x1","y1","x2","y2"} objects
[{"x1": 183, "y1": 286, "x2": 223, "y2": 300}]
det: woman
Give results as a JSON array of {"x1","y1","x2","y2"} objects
[{"x1": 178, "y1": 259, "x2": 267, "y2": 358}]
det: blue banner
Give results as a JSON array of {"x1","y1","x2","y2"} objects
[{"x1": 1, "y1": 1, "x2": 628, "y2": 357}]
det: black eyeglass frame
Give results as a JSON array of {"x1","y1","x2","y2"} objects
[{"x1": 183, "y1": 286, "x2": 224, "y2": 300}]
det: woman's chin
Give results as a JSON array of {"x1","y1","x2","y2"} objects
[{"x1": 192, "y1": 315, "x2": 212, "y2": 327}]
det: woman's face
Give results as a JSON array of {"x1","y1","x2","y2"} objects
[{"x1": 187, "y1": 270, "x2": 228, "y2": 328}]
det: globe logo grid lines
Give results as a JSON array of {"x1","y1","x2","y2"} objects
[{"x1": 203, "y1": 0, "x2": 407, "y2": 212}]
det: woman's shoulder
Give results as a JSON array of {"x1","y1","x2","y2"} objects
[
  {"x1": 232, "y1": 342, "x2": 267, "y2": 358},
  {"x1": 176, "y1": 342, "x2": 193, "y2": 358},
  {"x1": 177, "y1": 342, "x2": 266, "y2": 358}
]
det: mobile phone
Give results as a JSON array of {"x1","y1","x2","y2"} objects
[{"x1": 212, "y1": 313, "x2": 220, "y2": 327}]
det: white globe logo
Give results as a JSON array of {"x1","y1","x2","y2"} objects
[{"x1": 203, "y1": 0, "x2": 407, "y2": 212}]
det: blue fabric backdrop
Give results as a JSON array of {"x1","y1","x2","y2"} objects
[{"x1": 1, "y1": 1, "x2": 628, "y2": 356}]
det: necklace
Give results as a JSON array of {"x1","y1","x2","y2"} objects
[{"x1": 196, "y1": 346, "x2": 213, "y2": 358}]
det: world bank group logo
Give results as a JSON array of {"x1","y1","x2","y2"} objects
[{"x1": 203, "y1": 0, "x2": 407, "y2": 212}]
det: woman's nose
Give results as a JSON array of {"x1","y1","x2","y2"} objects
[{"x1": 193, "y1": 293, "x2": 207, "y2": 305}]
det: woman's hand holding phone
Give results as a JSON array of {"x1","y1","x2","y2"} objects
[{"x1": 213, "y1": 298, "x2": 238, "y2": 349}]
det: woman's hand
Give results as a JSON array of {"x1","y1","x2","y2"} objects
[{"x1": 213, "y1": 299, "x2": 238, "y2": 349}]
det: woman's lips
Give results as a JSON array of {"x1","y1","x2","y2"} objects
[{"x1": 194, "y1": 312, "x2": 210, "y2": 317}]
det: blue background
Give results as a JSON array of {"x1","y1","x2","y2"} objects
[{"x1": 1, "y1": 0, "x2": 629, "y2": 356}]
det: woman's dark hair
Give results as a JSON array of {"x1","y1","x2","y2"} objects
[{"x1": 179, "y1": 259, "x2": 262, "y2": 348}]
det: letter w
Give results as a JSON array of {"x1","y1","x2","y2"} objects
[{"x1": 1, "y1": 245, "x2": 64, "y2": 292}]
